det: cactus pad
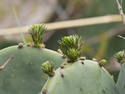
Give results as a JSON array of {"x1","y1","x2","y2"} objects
[
  {"x1": 41, "y1": 60, "x2": 118, "y2": 94},
  {"x1": 0, "y1": 45, "x2": 64, "y2": 94},
  {"x1": 116, "y1": 63, "x2": 125, "y2": 94}
]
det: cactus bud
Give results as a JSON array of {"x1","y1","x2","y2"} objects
[
  {"x1": 114, "y1": 50, "x2": 125, "y2": 63},
  {"x1": 59, "y1": 35, "x2": 83, "y2": 62},
  {"x1": 99, "y1": 59, "x2": 107, "y2": 67},
  {"x1": 67, "y1": 48, "x2": 81, "y2": 62},
  {"x1": 29, "y1": 24, "x2": 46, "y2": 47},
  {"x1": 41, "y1": 61, "x2": 54, "y2": 77}
]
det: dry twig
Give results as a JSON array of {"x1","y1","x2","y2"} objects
[
  {"x1": 0, "y1": 15, "x2": 123, "y2": 36},
  {"x1": 0, "y1": 56, "x2": 14, "y2": 71},
  {"x1": 115, "y1": 0, "x2": 125, "y2": 24}
]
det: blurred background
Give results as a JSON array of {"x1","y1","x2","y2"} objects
[{"x1": 0, "y1": 0, "x2": 125, "y2": 73}]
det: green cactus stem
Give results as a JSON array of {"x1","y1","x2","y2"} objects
[
  {"x1": 29, "y1": 24, "x2": 46, "y2": 47},
  {"x1": 59, "y1": 35, "x2": 83, "y2": 62},
  {"x1": 41, "y1": 61, "x2": 55, "y2": 77}
]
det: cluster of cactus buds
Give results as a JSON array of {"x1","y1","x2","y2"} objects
[
  {"x1": 59, "y1": 35, "x2": 83, "y2": 62},
  {"x1": 40, "y1": 34, "x2": 118, "y2": 94},
  {"x1": 41, "y1": 61, "x2": 55, "y2": 77},
  {"x1": 114, "y1": 50, "x2": 125, "y2": 63},
  {"x1": 29, "y1": 24, "x2": 46, "y2": 47},
  {"x1": 2, "y1": 23, "x2": 125, "y2": 94}
]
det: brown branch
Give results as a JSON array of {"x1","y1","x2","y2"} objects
[
  {"x1": 120, "y1": 0, "x2": 123, "y2": 8},
  {"x1": 115, "y1": 0, "x2": 125, "y2": 24},
  {"x1": 0, "y1": 15, "x2": 123, "y2": 36},
  {"x1": 0, "y1": 56, "x2": 14, "y2": 71}
]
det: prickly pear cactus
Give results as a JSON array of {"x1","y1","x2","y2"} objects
[
  {"x1": 41, "y1": 60, "x2": 118, "y2": 94},
  {"x1": 116, "y1": 63, "x2": 125, "y2": 94},
  {"x1": 0, "y1": 24, "x2": 64, "y2": 94},
  {"x1": 41, "y1": 35, "x2": 118, "y2": 94},
  {"x1": 115, "y1": 50, "x2": 125, "y2": 94}
]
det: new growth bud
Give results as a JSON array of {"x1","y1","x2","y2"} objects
[
  {"x1": 29, "y1": 24, "x2": 46, "y2": 47},
  {"x1": 59, "y1": 35, "x2": 83, "y2": 63},
  {"x1": 114, "y1": 50, "x2": 125, "y2": 63},
  {"x1": 99, "y1": 59, "x2": 107, "y2": 67},
  {"x1": 41, "y1": 61, "x2": 54, "y2": 77},
  {"x1": 67, "y1": 48, "x2": 81, "y2": 62}
]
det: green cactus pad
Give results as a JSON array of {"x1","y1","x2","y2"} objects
[
  {"x1": 116, "y1": 63, "x2": 125, "y2": 94},
  {"x1": 0, "y1": 45, "x2": 64, "y2": 94},
  {"x1": 41, "y1": 60, "x2": 118, "y2": 94}
]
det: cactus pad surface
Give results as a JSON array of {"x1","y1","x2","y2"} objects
[
  {"x1": 0, "y1": 45, "x2": 64, "y2": 94},
  {"x1": 41, "y1": 60, "x2": 118, "y2": 94}
]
